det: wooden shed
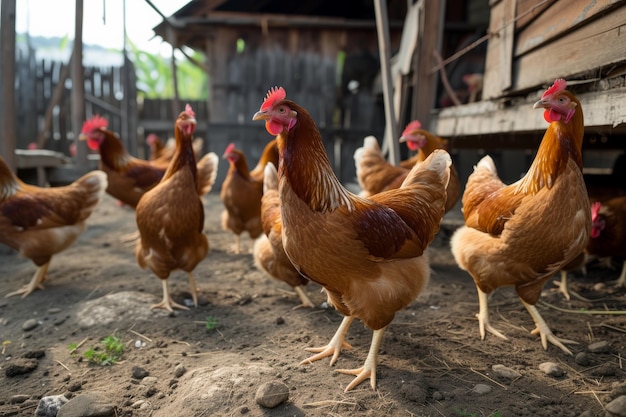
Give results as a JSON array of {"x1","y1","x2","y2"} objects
[{"x1": 430, "y1": 0, "x2": 626, "y2": 184}]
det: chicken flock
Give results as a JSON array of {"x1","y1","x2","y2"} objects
[{"x1": 1, "y1": 79, "x2": 625, "y2": 393}]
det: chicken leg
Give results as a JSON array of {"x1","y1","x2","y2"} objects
[
  {"x1": 521, "y1": 299, "x2": 577, "y2": 355},
  {"x1": 610, "y1": 260, "x2": 626, "y2": 288},
  {"x1": 336, "y1": 326, "x2": 387, "y2": 392},
  {"x1": 300, "y1": 315, "x2": 354, "y2": 366},
  {"x1": 476, "y1": 287, "x2": 509, "y2": 341},
  {"x1": 293, "y1": 286, "x2": 314, "y2": 309},
  {"x1": 152, "y1": 280, "x2": 189, "y2": 312},
  {"x1": 187, "y1": 272, "x2": 198, "y2": 307},
  {"x1": 6, "y1": 262, "x2": 50, "y2": 298},
  {"x1": 552, "y1": 270, "x2": 571, "y2": 300}
]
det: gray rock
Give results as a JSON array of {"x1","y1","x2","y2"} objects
[
  {"x1": 35, "y1": 395, "x2": 69, "y2": 417},
  {"x1": 432, "y1": 391, "x2": 445, "y2": 401},
  {"x1": 587, "y1": 340, "x2": 611, "y2": 354},
  {"x1": 174, "y1": 363, "x2": 187, "y2": 378},
  {"x1": 22, "y1": 318, "x2": 39, "y2": 331},
  {"x1": 575, "y1": 352, "x2": 590, "y2": 366},
  {"x1": 57, "y1": 392, "x2": 116, "y2": 417},
  {"x1": 75, "y1": 291, "x2": 168, "y2": 327},
  {"x1": 400, "y1": 382, "x2": 427, "y2": 403},
  {"x1": 491, "y1": 364, "x2": 521, "y2": 380},
  {"x1": 590, "y1": 362, "x2": 616, "y2": 377},
  {"x1": 141, "y1": 376, "x2": 158, "y2": 386},
  {"x1": 471, "y1": 384, "x2": 492, "y2": 395},
  {"x1": 539, "y1": 362, "x2": 564, "y2": 377},
  {"x1": 606, "y1": 395, "x2": 626, "y2": 417},
  {"x1": 5, "y1": 358, "x2": 38, "y2": 377},
  {"x1": 255, "y1": 381, "x2": 290, "y2": 409}
]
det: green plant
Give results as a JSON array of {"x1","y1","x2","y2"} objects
[
  {"x1": 71, "y1": 335, "x2": 125, "y2": 366},
  {"x1": 205, "y1": 316, "x2": 219, "y2": 331}
]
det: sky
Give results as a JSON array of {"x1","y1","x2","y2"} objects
[{"x1": 15, "y1": 0, "x2": 189, "y2": 55}]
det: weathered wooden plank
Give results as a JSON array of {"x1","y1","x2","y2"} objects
[
  {"x1": 513, "y1": 7, "x2": 626, "y2": 92},
  {"x1": 514, "y1": 0, "x2": 556, "y2": 31},
  {"x1": 483, "y1": 0, "x2": 509, "y2": 99},
  {"x1": 499, "y1": 0, "x2": 516, "y2": 93},
  {"x1": 515, "y1": 0, "x2": 623, "y2": 57},
  {"x1": 431, "y1": 85, "x2": 626, "y2": 138}
]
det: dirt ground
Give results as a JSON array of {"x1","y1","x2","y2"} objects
[{"x1": 0, "y1": 192, "x2": 625, "y2": 417}]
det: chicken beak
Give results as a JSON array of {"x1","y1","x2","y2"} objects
[
  {"x1": 78, "y1": 133, "x2": 88, "y2": 141},
  {"x1": 533, "y1": 99, "x2": 547, "y2": 109},
  {"x1": 398, "y1": 136, "x2": 407, "y2": 143},
  {"x1": 253, "y1": 111, "x2": 268, "y2": 121}
]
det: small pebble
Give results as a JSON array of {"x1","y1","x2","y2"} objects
[
  {"x1": 35, "y1": 394, "x2": 68, "y2": 417},
  {"x1": 23, "y1": 350, "x2": 46, "y2": 359},
  {"x1": 432, "y1": 391, "x2": 444, "y2": 401},
  {"x1": 605, "y1": 395, "x2": 626, "y2": 417},
  {"x1": 587, "y1": 340, "x2": 611, "y2": 354},
  {"x1": 275, "y1": 317, "x2": 285, "y2": 325},
  {"x1": 131, "y1": 400, "x2": 145, "y2": 409},
  {"x1": 471, "y1": 384, "x2": 492, "y2": 395},
  {"x1": 22, "y1": 319, "x2": 39, "y2": 331},
  {"x1": 255, "y1": 381, "x2": 290, "y2": 408},
  {"x1": 9, "y1": 394, "x2": 30, "y2": 404},
  {"x1": 491, "y1": 364, "x2": 521, "y2": 380},
  {"x1": 590, "y1": 362, "x2": 616, "y2": 377},
  {"x1": 174, "y1": 364, "x2": 186, "y2": 378},
  {"x1": 574, "y1": 352, "x2": 590, "y2": 366},
  {"x1": 48, "y1": 308, "x2": 62, "y2": 314},
  {"x1": 539, "y1": 362, "x2": 564, "y2": 377},
  {"x1": 142, "y1": 376, "x2": 158, "y2": 386}
]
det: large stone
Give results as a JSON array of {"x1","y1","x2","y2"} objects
[
  {"x1": 255, "y1": 381, "x2": 290, "y2": 408},
  {"x1": 35, "y1": 395, "x2": 69, "y2": 417},
  {"x1": 57, "y1": 392, "x2": 116, "y2": 417}
]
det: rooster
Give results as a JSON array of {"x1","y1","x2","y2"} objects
[
  {"x1": 135, "y1": 105, "x2": 218, "y2": 311},
  {"x1": 220, "y1": 141, "x2": 278, "y2": 253},
  {"x1": 80, "y1": 116, "x2": 215, "y2": 208},
  {"x1": 253, "y1": 162, "x2": 314, "y2": 308},
  {"x1": 450, "y1": 79, "x2": 591, "y2": 355},
  {"x1": 0, "y1": 157, "x2": 107, "y2": 298},
  {"x1": 253, "y1": 87, "x2": 450, "y2": 392},
  {"x1": 354, "y1": 121, "x2": 460, "y2": 213}
]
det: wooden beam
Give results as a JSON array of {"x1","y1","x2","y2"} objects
[
  {"x1": 1, "y1": 0, "x2": 17, "y2": 170},
  {"x1": 431, "y1": 86, "x2": 626, "y2": 138},
  {"x1": 374, "y1": 0, "x2": 399, "y2": 165},
  {"x1": 72, "y1": 0, "x2": 87, "y2": 169}
]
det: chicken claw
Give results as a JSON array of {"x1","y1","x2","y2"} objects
[
  {"x1": 6, "y1": 263, "x2": 49, "y2": 298},
  {"x1": 476, "y1": 288, "x2": 509, "y2": 341},
  {"x1": 552, "y1": 270, "x2": 571, "y2": 300},
  {"x1": 151, "y1": 280, "x2": 189, "y2": 312},
  {"x1": 336, "y1": 327, "x2": 386, "y2": 392},
  {"x1": 301, "y1": 316, "x2": 354, "y2": 366},
  {"x1": 292, "y1": 286, "x2": 314, "y2": 309},
  {"x1": 522, "y1": 300, "x2": 577, "y2": 355}
]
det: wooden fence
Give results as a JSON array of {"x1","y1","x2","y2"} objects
[{"x1": 12, "y1": 48, "x2": 387, "y2": 187}]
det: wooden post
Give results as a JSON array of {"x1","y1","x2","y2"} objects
[
  {"x1": 414, "y1": 0, "x2": 444, "y2": 128},
  {"x1": 0, "y1": 0, "x2": 17, "y2": 170},
  {"x1": 374, "y1": 0, "x2": 400, "y2": 166},
  {"x1": 72, "y1": 0, "x2": 87, "y2": 169}
]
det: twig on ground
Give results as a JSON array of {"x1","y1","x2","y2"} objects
[
  {"x1": 303, "y1": 400, "x2": 358, "y2": 408},
  {"x1": 128, "y1": 329, "x2": 153, "y2": 343},
  {"x1": 469, "y1": 367, "x2": 508, "y2": 390},
  {"x1": 69, "y1": 336, "x2": 90, "y2": 354},
  {"x1": 55, "y1": 359, "x2": 72, "y2": 374},
  {"x1": 538, "y1": 301, "x2": 626, "y2": 315}
]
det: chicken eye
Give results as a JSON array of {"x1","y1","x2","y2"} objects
[
  {"x1": 558, "y1": 97, "x2": 567, "y2": 103},
  {"x1": 278, "y1": 106, "x2": 286, "y2": 114}
]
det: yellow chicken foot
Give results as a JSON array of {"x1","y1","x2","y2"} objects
[
  {"x1": 151, "y1": 280, "x2": 189, "y2": 312},
  {"x1": 187, "y1": 272, "x2": 198, "y2": 307},
  {"x1": 336, "y1": 326, "x2": 386, "y2": 392},
  {"x1": 300, "y1": 316, "x2": 354, "y2": 366},
  {"x1": 476, "y1": 287, "x2": 509, "y2": 341},
  {"x1": 292, "y1": 286, "x2": 314, "y2": 309},
  {"x1": 552, "y1": 270, "x2": 571, "y2": 301},
  {"x1": 521, "y1": 299, "x2": 577, "y2": 355},
  {"x1": 6, "y1": 263, "x2": 50, "y2": 298}
]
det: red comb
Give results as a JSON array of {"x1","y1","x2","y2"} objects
[
  {"x1": 591, "y1": 201, "x2": 602, "y2": 221},
  {"x1": 223, "y1": 143, "x2": 235, "y2": 156},
  {"x1": 261, "y1": 87, "x2": 286, "y2": 111},
  {"x1": 81, "y1": 115, "x2": 108, "y2": 134},
  {"x1": 542, "y1": 79, "x2": 567, "y2": 99},
  {"x1": 185, "y1": 103, "x2": 195, "y2": 118},
  {"x1": 402, "y1": 120, "x2": 422, "y2": 136}
]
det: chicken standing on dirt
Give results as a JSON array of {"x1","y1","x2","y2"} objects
[
  {"x1": 253, "y1": 87, "x2": 450, "y2": 392},
  {"x1": 219, "y1": 142, "x2": 273, "y2": 253},
  {"x1": 0, "y1": 157, "x2": 107, "y2": 298},
  {"x1": 450, "y1": 79, "x2": 591, "y2": 355},
  {"x1": 135, "y1": 105, "x2": 218, "y2": 311},
  {"x1": 253, "y1": 162, "x2": 314, "y2": 308}
]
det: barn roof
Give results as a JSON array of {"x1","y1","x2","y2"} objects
[{"x1": 152, "y1": 0, "x2": 408, "y2": 49}]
